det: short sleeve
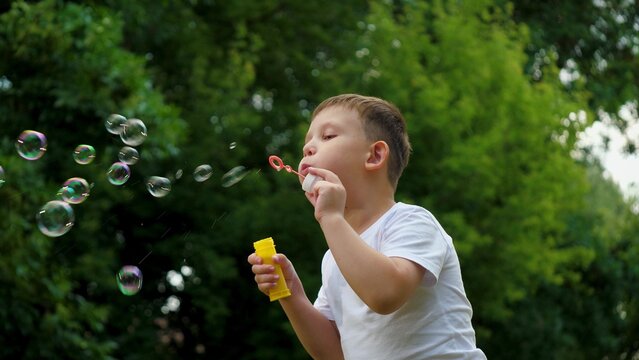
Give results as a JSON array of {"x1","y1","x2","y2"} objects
[
  {"x1": 313, "y1": 285, "x2": 334, "y2": 320},
  {"x1": 380, "y1": 206, "x2": 450, "y2": 287}
]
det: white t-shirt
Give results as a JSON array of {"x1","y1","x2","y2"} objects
[{"x1": 313, "y1": 202, "x2": 486, "y2": 360}]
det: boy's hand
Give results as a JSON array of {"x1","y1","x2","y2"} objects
[
  {"x1": 248, "y1": 252, "x2": 302, "y2": 298},
  {"x1": 304, "y1": 167, "x2": 346, "y2": 223}
]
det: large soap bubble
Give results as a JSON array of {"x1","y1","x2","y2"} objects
[
  {"x1": 146, "y1": 176, "x2": 171, "y2": 197},
  {"x1": 118, "y1": 146, "x2": 139, "y2": 165},
  {"x1": 36, "y1": 200, "x2": 75, "y2": 237},
  {"x1": 221, "y1": 166, "x2": 250, "y2": 188},
  {"x1": 107, "y1": 162, "x2": 131, "y2": 185},
  {"x1": 120, "y1": 118, "x2": 147, "y2": 146},
  {"x1": 60, "y1": 177, "x2": 91, "y2": 204},
  {"x1": 193, "y1": 164, "x2": 213, "y2": 182},
  {"x1": 73, "y1": 144, "x2": 96, "y2": 165},
  {"x1": 16, "y1": 130, "x2": 47, "y2": 160},
  {"x1": 105, "y1": 114, "x2": 126, "y2": 135}
]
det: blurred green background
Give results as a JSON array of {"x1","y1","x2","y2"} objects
[{"x1": 1, "y1": 0, "x2": 638, "y2": 358}]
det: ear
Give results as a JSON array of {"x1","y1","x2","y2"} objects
[{"x1": 365, "y1": 141, "x2": 390, "y2": 171}]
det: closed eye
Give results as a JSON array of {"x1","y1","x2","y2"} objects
[{"x1": 322, "y1": 134, "x2": 336, "y2": 141}]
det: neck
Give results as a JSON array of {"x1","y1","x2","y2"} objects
[{"x1": 344, "y1": 186, "x2": 396, "y2": 234}]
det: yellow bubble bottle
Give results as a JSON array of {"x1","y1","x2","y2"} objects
[{"x1": 253, "y1": 237, "x2": 291, "y2": 301}]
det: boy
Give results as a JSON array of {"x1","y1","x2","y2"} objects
[{"x1": 248, "y1": 94, "x2": 486, "y2": 359}]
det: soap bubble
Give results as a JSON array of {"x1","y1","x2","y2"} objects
[
  {"x1": 105, "y1": 114, "x2": 126, "y2": 134},
  {"x1": 61, "y1": 177, "x2": 90, "y2": 204},
  {"x1": 116, "y1": 265, "x2": 143, "y2": 296},
  {"x1": 229, "y1": 142, "x2": 237, "y2": 150},
  {"x1": 175, "y1": 169, "x2": 183, "y2": 179},
  {"x1": 56, "y1": 186, "x2": 73, "y2": 201},
  {"x1": 193, "y1": 164, "x2": 213, "y2": 182},
  {"x1": 0, "y1": 166, "x2": 4, "y2": 188},
  {"x1": 120, "y1": 118, "x2": 147, "y2": 146},
  {"x1": 16, "y1": 130, "x2": 47, "y2": 160},
  {"x1": 118, "y1": 146, "x2": 139, "y2": 165},
  {"x1": 221, "y1": 166, "x2": 250, "y2": 188},
  {"x1": 107, "y1": 162, "x2": 130, "y2": 185},
  {"x1": 146, "y1": 176, "x2": 171, "y2": 197},
  {"x1": 73, "y1": 144, "x2": 96, "y2": 165},
  {"x1": 37, "y1": 200, "x2": 75, "y2": 237}
]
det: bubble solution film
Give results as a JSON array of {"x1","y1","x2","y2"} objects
[
  {"x1": 193, "y1": 164, "x2": 213, "y2": 182},
  {"x1": 118, "y1": 146, "x2": 139, "y2": 165},
  {"x1": 16, "y1": 130, "x2": 47, "y2": 160},
  {"x1": 36, "y1": 200, "x2": 75, "y2": 237},
  {"x1": 105, "y1": 114, "x2": 126, "y2": 135},
  {"x1": 73, "y1": 144, "x2": 96, "y2": 165},
  {"x1": 60, "y1": 177, "x2": 91, "y2": 204},
  {"x1": 146, "y1": 176, "x2": 171, "y2": 197},
  {"x1": 107, "y1": 162, "x2": 131, "y2": 185},
  {"x1": 117, "y1": 265, "x2": 143, "y2": 296},
  {"x1": 120, "y1": 118, "x2": 147, "y2": 146}
]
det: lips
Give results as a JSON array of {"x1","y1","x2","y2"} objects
[{"x1": 299, "y1": 163, "x2": 311, "y2": 176}]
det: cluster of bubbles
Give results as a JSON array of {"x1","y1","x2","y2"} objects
[
  {"x1": 104, "y1": 114, "x2": 146, "y2": 186},
  {"x1": 4, "y1": 115, "x2": 254, "y2": 296}
]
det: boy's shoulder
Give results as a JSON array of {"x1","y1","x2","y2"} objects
[
  {"x1": 387, "y1": 202, "x2": 450, "y2": 238},
  {"x1": 380, "y1": 202, "x2": 433, "y2": 227},
  {"x1": 392, "y1": 202, "x2": 430, "y2": 217}
]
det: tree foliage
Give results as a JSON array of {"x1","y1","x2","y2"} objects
[{"x1": 501, "y1": 0, "x2": 639, "y2": 152}]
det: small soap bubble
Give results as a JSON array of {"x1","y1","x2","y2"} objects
[
  {"x1": 37, "y1": 200, "x2": 75, "y2": 237},
  {"x1": 0, "y1": 166, "x2": 4, "y2": 188},
  {"x1": 120, "y1": 118, "x2": 147, "y2": 146},
  {"x1": 193, "y1": 164, "x2": 213, "y2": 182},
  {"x1": 221, "y1": 166, "x2": 250, "y2": 188},
  {"x1": 229, "y1": 142, "x2": 237, "y2": 150},
  {"x1": 16, "y1": 130, "x2": 47, "y2": 160},
  {"x1": 146, "y1": 176, "x2": 171, "y2": 197},
  {"x1": 61, "y1": 177, "x2": 90, "y2": 204},
  {"x1": 73, "y1": 144, "x2": 96, "y2": 165},
  {"x1": 117, "y1": 265, "x2": 143, "y2": 296},
  {"x1": 106, "y1": 114, "x2": 127, "y2": 134},
  {"x1": 175, "y1": 169, "x2": 183, "y2": 179},
  {"x1": 118, "y1": 146, "x2": 139, "y2": 165},
  {"x1": 107, "y1": 162, "x2": 130, "y2": 185}
]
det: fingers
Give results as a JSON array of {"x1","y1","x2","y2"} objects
[
  {"x1": 249, "y1": 252, "x2": 283, "y2": 293},
  {"x1": 247, "y1": 253, "x2": 262, "y2": 265},
  {"x1": 307, "y1": 167, "x2": 340, "y2": 184},
  {"x1": 272, "y1": 253, "x2": 289, "y2": 267},
  {"x1": 252, "y1": 261, "x2": 279, "y2": 292}
]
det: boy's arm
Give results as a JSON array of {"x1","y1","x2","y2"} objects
[
  {"x1": 320, "y1": 214, "x2": 425, "y2": 314},
  {"x1": 273, "y1": 255, "x2": 343, "y2": 359},
  {"x1": 305, "y1": 167, "x2": 425, "y2": 315},
  {"x1": 251, "y1": 253, "x2": 343, "y2": 359},
  {"x1": 279, "y1": 293, "x2": 344, "y2": 360}
]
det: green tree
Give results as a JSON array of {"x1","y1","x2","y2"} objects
[
  {"x1": 500, "y1": 0, "x2": 639, "y2": 153},
  {"x1": 492, "y1": 161, "x2": 639, "y2": 359},
  {"x1": 0, "y1": 1, "x2": 184, "y2": 358}
]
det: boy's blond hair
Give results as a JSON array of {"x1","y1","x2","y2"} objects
[{"x1": 312, "y1": 94, "x2": 412, "y2": 188}]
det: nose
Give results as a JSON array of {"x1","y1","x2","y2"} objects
[{"x1": 302, "y1": 142, "x2": 316, "y2": 157}]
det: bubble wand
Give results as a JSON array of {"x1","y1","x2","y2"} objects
[{"x1": 268, "y1": 155, "x2": 319, "y2": 192}]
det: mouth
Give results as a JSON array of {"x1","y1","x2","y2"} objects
[{"x1": 299, "y1": 163, "x2": 311, "y2": 176}]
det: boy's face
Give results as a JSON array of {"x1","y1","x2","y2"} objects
[{"x1": 298, "y1": 105, "x2": 371, "y2": 182}]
